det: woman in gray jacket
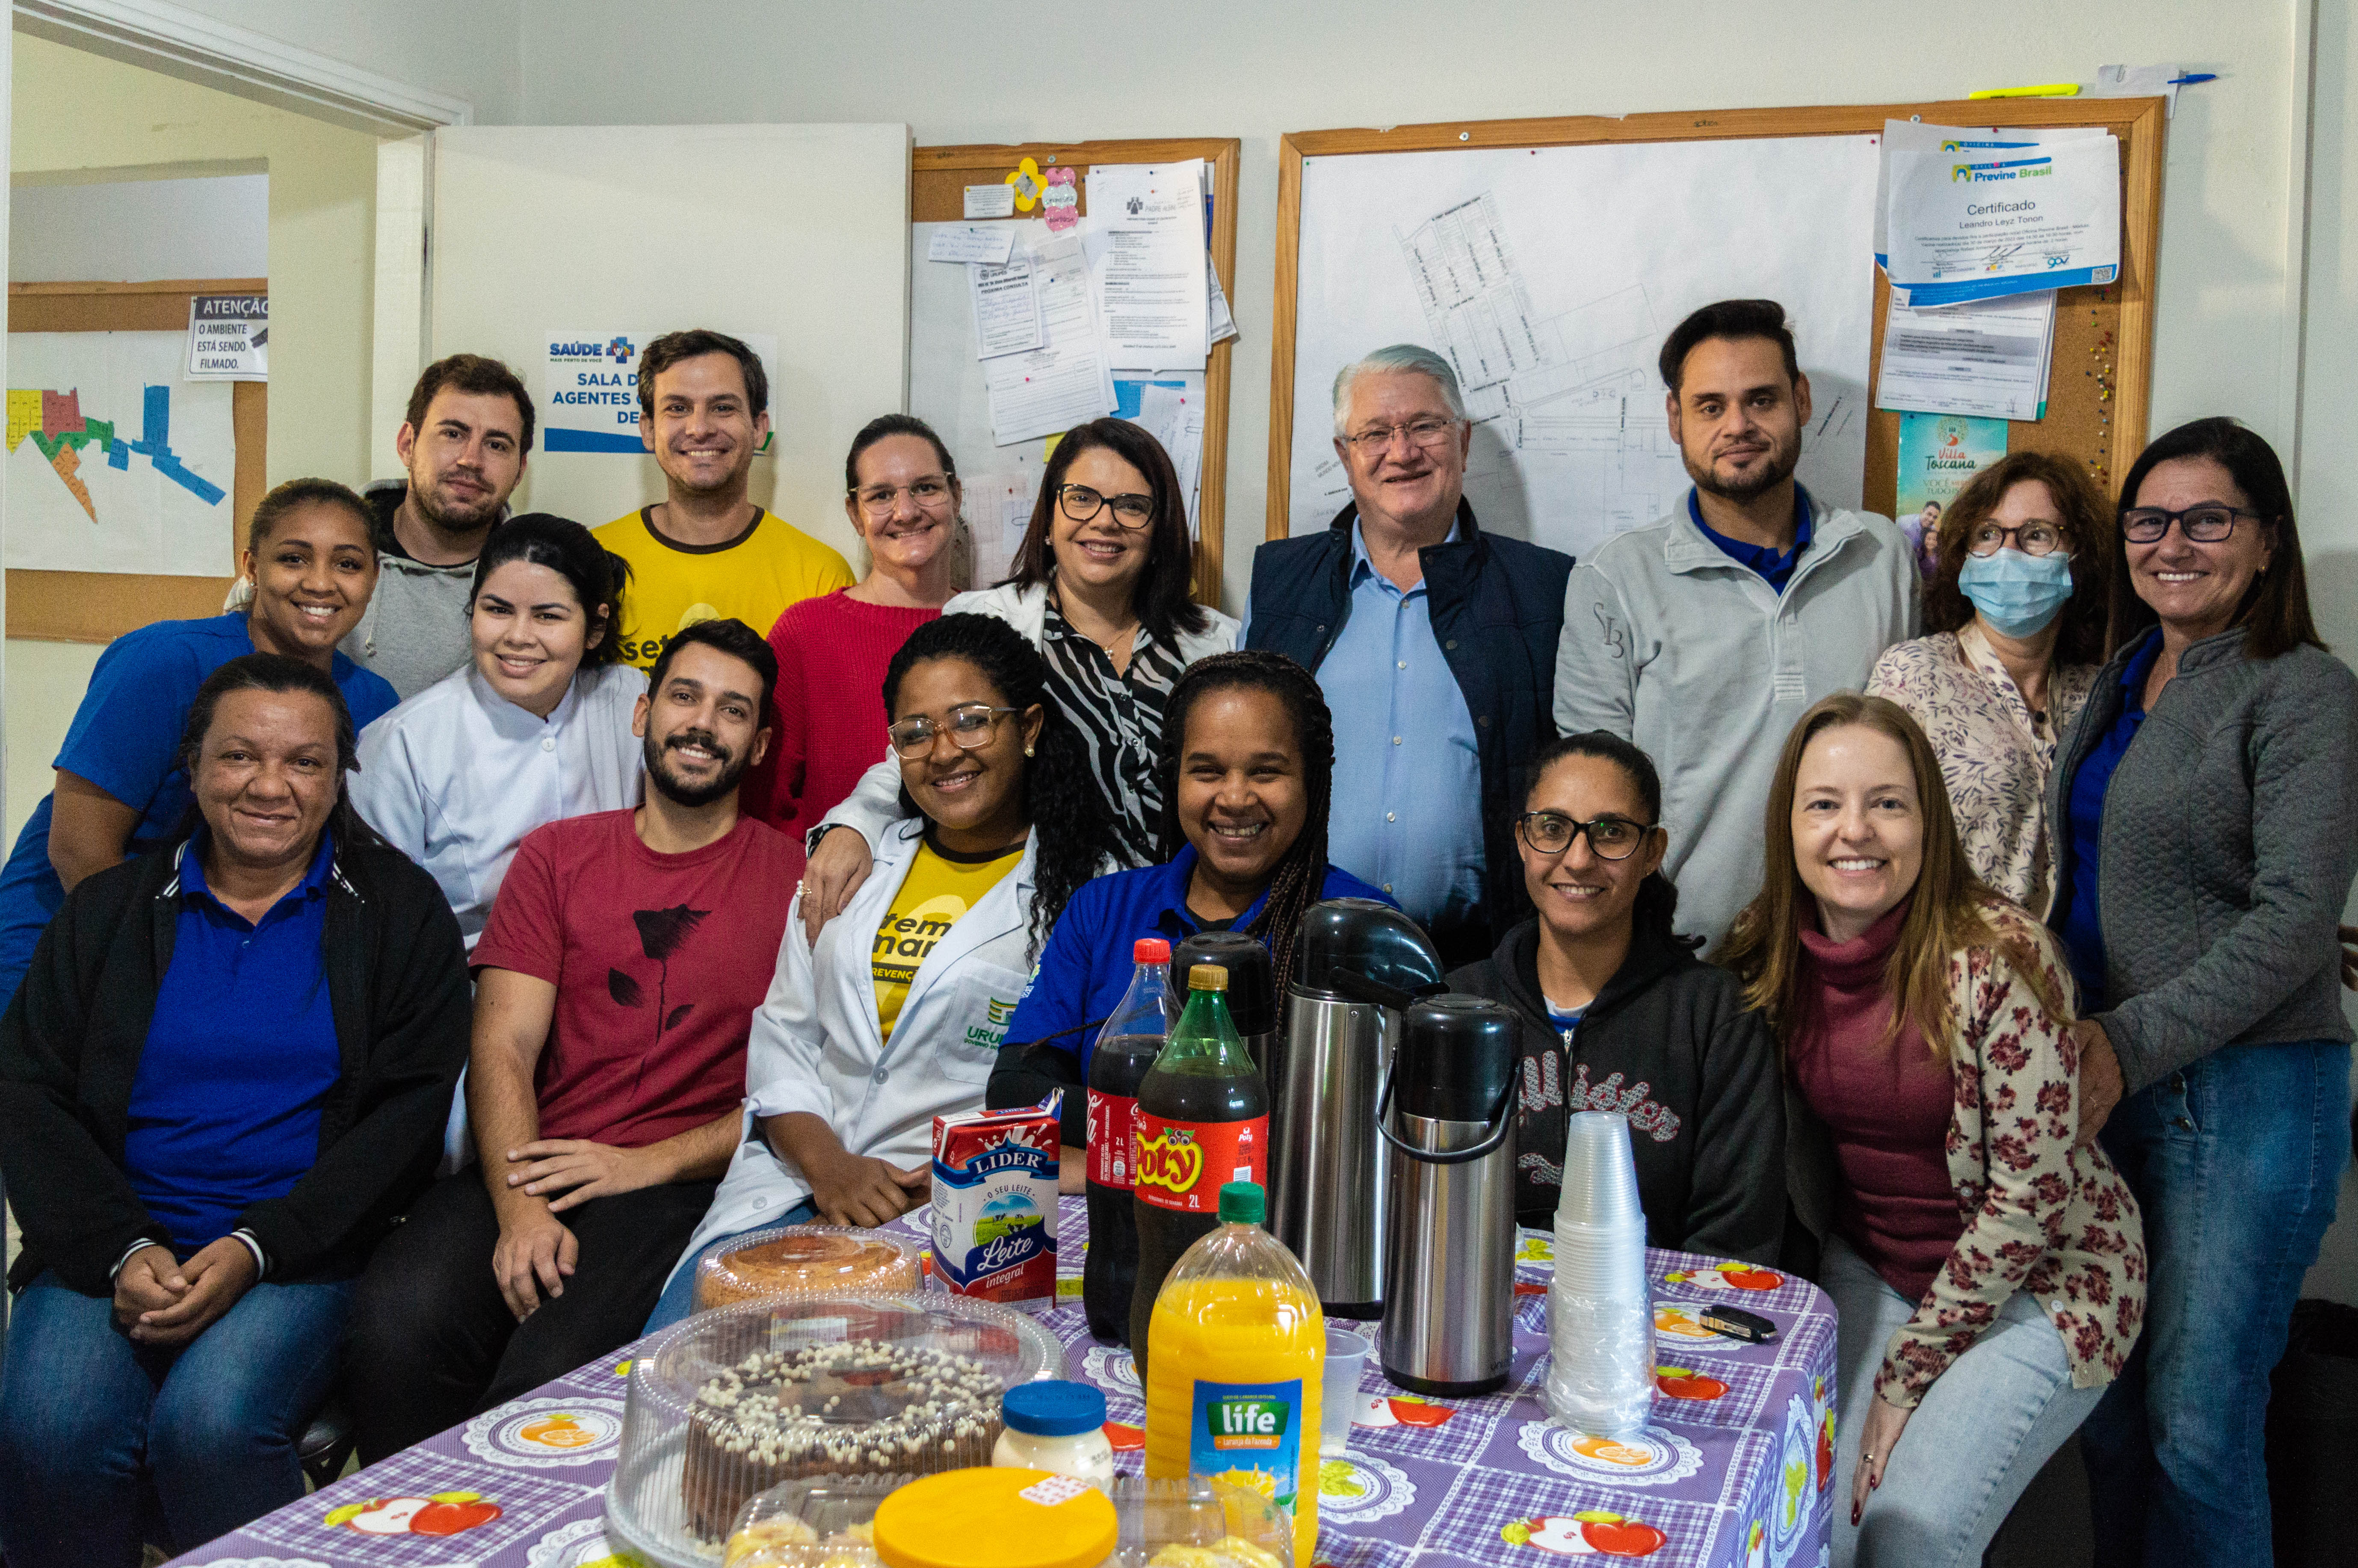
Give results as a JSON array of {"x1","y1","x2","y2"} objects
[{"x1": 2048, "y1": 417, "x2": 2358, "y2": 1568}]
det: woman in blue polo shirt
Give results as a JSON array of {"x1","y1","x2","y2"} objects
[
  {"x1": 987, "y1": 651, "x2": 1389, "y2": 1154},
  {"x1": 0, "y1": 478, "x2": 399, "y2": 1004}
]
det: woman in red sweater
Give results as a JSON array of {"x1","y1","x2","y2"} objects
[
  {"x1": 754, "y1": 416, "x2": 962, "y2": 871},
  {"x1": 1720, "y1": 692, "x2": 2142, "y2": 1568}
]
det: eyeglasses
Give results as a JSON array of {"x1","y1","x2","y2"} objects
[
  {"x1": 2120, "y1": 505, "x2": 2265, "y2": 544},
  {"x1": 1056, "y1": 484, "x2": 1155, "y2": 529},
  {"x1": 887, "y1": 704, "x2": 1018, "y2": 759},
  {"x1": 1966, "y1": 521, "x2": 2068, "y2": 557},
  {"x1": 1340, "y1": 417, "x2": 1461, "y2": 454},
  {"x1": 1515, "y1": 811, "x2": 1653, "y2": 860},
  {"x1": 852, "y1": 477, "x2": 955, "y2": 515}
]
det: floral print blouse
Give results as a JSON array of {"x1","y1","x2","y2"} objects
[
  {"x1": 1868, "y1": 627, "x2": 2099, "y2": 917},
  {"x1": 1873, "y1": 898, "x2": 2145, "y2": 1408}
]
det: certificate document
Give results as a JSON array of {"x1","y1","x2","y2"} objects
[{"x1": 1885, "y1": 134, "x2": 2119, "y2": 306}]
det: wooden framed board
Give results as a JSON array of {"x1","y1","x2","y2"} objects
[
  {"x1": 7, "y1": 277, "x2": 267, "y2": 642},
  {"x1": 1268, "y1": 99, "x2": 2165, "y2": 543},
  {"x1": 911, "y1": 138, "x2": 1239, "y2": 601}
]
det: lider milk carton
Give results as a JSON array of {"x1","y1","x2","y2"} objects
[{"x1": 931, "y1": 1092, "x2": 1060, "y2": 1308}]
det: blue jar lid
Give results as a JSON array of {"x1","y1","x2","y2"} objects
[{"x1": 1002, "y1": 1379, "x2": 1108, "y2": 1438}]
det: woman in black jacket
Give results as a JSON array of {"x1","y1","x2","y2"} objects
[
  {"x1": 0, "y1": 653, "x2": 470, "y2": 1568},
  {"x1": 1447, "y1": 731, "x2": 1784, "y2": 1261}
]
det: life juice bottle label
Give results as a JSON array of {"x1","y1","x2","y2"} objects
[
  {"x1": 1086, "y1": 1089, "x2": 1138, "y2": 1188},
  {"x1": 1133, "y1": 1113, "x2": 1268, "y2": 1213},
  {"x1": 1189, "y1": 1379, "x2": 1303, "y2": 1518}
]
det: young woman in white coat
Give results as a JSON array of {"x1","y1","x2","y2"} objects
[
  {"x1": 797, "y1": 419, "x2": 1237, "y2": 938},
  {"x1": 648, "y1": 614, "x2": 1120, "y2": 1327}
]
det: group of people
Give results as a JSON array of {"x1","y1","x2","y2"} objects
[{"x1": 0, "y1": 302, "x2": 2346, "y2": 1568}]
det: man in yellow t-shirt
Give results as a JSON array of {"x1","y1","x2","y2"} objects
[{"x1": 596, "y1": 329, "x2": 853, "y2": 670}]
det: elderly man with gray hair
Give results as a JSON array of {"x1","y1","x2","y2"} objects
[{"x1": 1245, "y1": 344, "x2": 1572, "y2": 964}]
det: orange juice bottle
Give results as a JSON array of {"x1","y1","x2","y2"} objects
[{"x1": 1144, "y1": 1180, "x2": 1324, "y2": 1565}]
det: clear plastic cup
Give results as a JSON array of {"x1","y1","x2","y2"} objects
[
  {"x1": 1550, "y1": 1218, "x2": 1648, "y2": 1304},
  {"x1": 1556, "y1": 1111, "x2": 1644, "y2": 1228},
  {"x1": 1320, "y1": 1325, "x2": 1370, "y2": 1456}
]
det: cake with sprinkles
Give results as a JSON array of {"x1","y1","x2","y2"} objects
[{"x1": 679, "y1": 1340, "x2": 1003, "y2": 1539}]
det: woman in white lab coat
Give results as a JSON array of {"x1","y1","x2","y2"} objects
[{"x1": 648, "y1": 614, "x2": 1118, "y2": 1328}]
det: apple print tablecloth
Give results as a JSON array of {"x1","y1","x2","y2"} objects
[{"x1": 170, "y1": 1198, "x2": 1832, "y2": 1568}]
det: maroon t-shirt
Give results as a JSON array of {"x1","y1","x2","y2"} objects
[
  {"x1": 1786, "y1": 897, "x2": 1964, "y2": 1304},
  {"x1": 473, "y1": 808, "x2": 796, "y2": 1149}
]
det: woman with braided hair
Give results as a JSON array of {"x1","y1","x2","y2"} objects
[{"x1": 988, "y1": 650, "x2": 1392, "y2": 1178}]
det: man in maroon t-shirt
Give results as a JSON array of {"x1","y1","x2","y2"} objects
[{"x1": 347, "y1": 619, "x2": 797, "y2": 1462}]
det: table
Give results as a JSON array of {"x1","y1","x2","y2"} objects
[{"x1": 175, "y1": 1199, "x2": 1834, "y2": 1568}]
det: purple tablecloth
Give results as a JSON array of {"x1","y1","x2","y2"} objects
[{"x1": 175, "y1": 1198, "x2": 1833, "y2": 1568}]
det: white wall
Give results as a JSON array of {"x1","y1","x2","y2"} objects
[
  {"x1": 11, "y1": 172, "x2": 267, "y2": 281},
  {"x1": 145, "y1": 0, "x2": 522, "y2": 124},
  {"x1": 512, "y1": 0, "x2": 2312, "y2": 617}
]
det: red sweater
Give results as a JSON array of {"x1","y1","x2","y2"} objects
[
  {"x1": 1785, "y1": 896, "x2": 1963, "y2": 1304},
  {"x1": 746, "y1": 590, "x2": 941, "y2": 876}
]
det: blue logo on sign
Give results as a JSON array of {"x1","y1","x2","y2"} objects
[{"x1": 608, "y1": 337, "x2": 635, "y2": 364}]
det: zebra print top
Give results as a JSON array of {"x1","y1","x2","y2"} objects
[{"x1": 1039, "y1": 595, "x2": 1186, "y2": 868}]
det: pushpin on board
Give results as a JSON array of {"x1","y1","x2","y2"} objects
[{"x1": 1004, "y1": 157, "x2": 1045, "y2": 212}]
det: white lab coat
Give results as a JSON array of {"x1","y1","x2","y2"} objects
[{"x1": 675, "y1": 817, "x2": 1040, "y2": 1264}]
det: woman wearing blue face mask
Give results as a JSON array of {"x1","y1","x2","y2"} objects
[{"x1": 1867, "y1": 453, "x2": 2110, "y2": 915}]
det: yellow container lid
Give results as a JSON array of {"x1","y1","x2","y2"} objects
[{"x1": 873, "y1": 1468, "x2": 1118, "y2": 1568}]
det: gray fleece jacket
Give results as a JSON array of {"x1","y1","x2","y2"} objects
[{"x1": 2046, "y1": 626, "x2": 2358, "y2": 1093}]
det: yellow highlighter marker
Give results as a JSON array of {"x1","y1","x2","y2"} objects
[{"x1": 1969, "y1": 83, "x2": 2081, "y2": 99}]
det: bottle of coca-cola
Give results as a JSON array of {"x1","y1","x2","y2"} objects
[{"x1": 1083, "y1": 938, "x2": 1174, "y2": 1343}]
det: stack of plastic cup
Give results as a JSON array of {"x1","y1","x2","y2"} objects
[{"x1": 1544, "y1": 1111, "x2": 1655, "y2": 1438}]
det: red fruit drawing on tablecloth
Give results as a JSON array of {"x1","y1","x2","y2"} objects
[
  {"x1": 1503, "y1": 1509, "x2": 1669, "y2": 1556},
  {"x1": 1719, "y1": 1263, "x2": 1783, "y2": 1290},
  {"x1": 1104, "y1": 1420, "x2": 1145, "y2": 1451},
  {"x1": 1387, "y1": 1395, "x2": 1453, "y2": 1427},
  {"x1": 1654, "y1": 1365, "x2": 1729, "y2": 1401},
  {"x1": 1817, "y1": 1408, "x2": 1837, "y2": 1491},
  {"x1": 326, "y1": 1491, "x2": 503, "y2": 1537}
]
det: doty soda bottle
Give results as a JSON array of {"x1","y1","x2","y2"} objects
[{"x1": 1129, "y1": 962, "x2": 1269, "y2": 1371}]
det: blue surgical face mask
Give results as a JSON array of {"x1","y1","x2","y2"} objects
[{"x1": 1956, "y1": 548, "x2": 2076, "y2": 639}]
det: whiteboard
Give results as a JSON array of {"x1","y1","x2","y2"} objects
[
  {"x1": 1287, "y1": 136, "x2": 1881, "y2": 558},
  {"x1": 426, "y1": 124, "x2": 910, "y2": 568},
  {"x1": 5, "y1": 330, "x2": 236, "y2": 575}
]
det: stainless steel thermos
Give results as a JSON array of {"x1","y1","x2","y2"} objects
[
  {"x1": 1172, "y1": 930, "x2": 1277, "y2": 1078},
  {"x1": 1378, "y1": 994, "x2": 1520, "y2": 1396},
  {"x1": 1268, "y1": 898, "x2": 1445, "y2": 1318}
]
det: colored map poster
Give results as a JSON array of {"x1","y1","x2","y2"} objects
[{"x1": 6, "y1": 331, "x2": 236, "y2": 576}]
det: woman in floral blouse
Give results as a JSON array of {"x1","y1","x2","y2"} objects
[
  {"x1": 1722, "y1": 692, "x2": 2143, "y2": 1568},
  {"x1": 1867, "y1": 452, "x2": 2112, "y2": 916}
]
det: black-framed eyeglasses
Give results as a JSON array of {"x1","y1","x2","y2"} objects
[
  {"x1": 1056, "y1": 483, "x2": 1155, "y2": 529},
  {"x1": 1515, "y1": 811, "x2": 1653, "y2": 860},
  {"x1": 1965, "y1": 521, "x2": 2069, "y2": 558},
  {"x1": 1340, "y1": 417, "x2": 1461, "y2": 454},
  {"x1": 851, "y1": 476, "x2": 955, "y2": 515},
  {"x1": 887, "y1": 704, "x2": 1019, "y2": 759},
  {"x1": 2120, "y1": 505, "x2": 2266, "y2": 544}
]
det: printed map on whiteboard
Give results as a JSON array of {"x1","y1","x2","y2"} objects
[
  {"x1": 1289, "y1": 136, "x2": 1882, "y2": 559},
  {"x1": 6, "y1": 331, "x2": 236, "y2": 576}
]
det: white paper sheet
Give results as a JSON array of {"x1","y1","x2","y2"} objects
[
  {"x1": 982, "y1": 231, "x2": 1118, "y2": 445},
  {"x1": 965, "y1": 183, "x2": 1017, "y2": 219},
  {"x1": 970, "y1": 255, "x2": 1044, "y2": 358},
  {"x1": 929, "y1": 224, "x2": 1017, "y2": 264},
  {"x1": 1286, "y1": 135, "x2": 1879, "y2": 552},
  {"x1": 1873, "y1": 121, "x2": 2112, "y2": 265},
  {"x1": 1084, "y1": 160, "x2": 1209, "y2": 368},
  {"x1": 1886, "y1": 133, "x2": 2120, "y2": 305},
  {"x1": 1115, "y1": 370, "x2": 1207, "y2": 536},
  {"x1": 1876, "y1": 290, "x2": 2056, "y2": 421}
]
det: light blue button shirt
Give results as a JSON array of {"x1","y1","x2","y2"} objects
[{"x1": 1315, "y1": 521, "x2": 1486, "y2": 934}]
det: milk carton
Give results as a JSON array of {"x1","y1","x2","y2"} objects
[{"x1": 931, "y1": 1092, "x2": 1060, "y2": 1308}]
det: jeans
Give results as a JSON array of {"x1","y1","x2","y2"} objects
[
  {"x1": 1822, "y1": 1234, "x2": 2102, "y2": 1568},
  {"x1": 2082, "y1": 1039, "x2": 2350, "y2": 1568},
  {"x1": 0, "y1": 1268, "x2": 351, "y2": 1568},
  {"x1": 344, "y1": 1170, "x2": 719, "y2": 1465},
  {"x1": 643, "y1": 1200, "x2": 822, "y2": 1334}
]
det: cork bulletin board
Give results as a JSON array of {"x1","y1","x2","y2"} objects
[
  {"x1": 1268, "y1": 98, "x2": 2166, "y2": 538},
  {"x1": 7, "y1": 277, "x2": 268, "y2": 643}
]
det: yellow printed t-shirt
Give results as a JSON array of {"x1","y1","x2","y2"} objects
[
  {"x1": 872, "y1": 837, "x2": 1024, "y2": 1042},
  {"x1": 595, "y1": 507, "x2": 855, "y2": 671}
]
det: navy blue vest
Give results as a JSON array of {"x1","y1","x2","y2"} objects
[{"x1": 1246, "y1": 500, "x2": 1573, "y2": 960}]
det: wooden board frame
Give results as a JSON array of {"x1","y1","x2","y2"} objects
[
  {"x1": 912, "y1": 138, "x2": 1240, "y2": 602},
  {"x1": 8, "y1": 277, "x2": 268, "y2": 642},
  {"x1": 1268, "y1": 99, "x2": 2166, "y2": 539}
]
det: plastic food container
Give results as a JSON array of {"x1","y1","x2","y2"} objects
[
  {"x1": 710, "y1": 1472, "x2": 1294, "y2": 1568},
  {"x1": 694, "y1": 1225, "x2": 926, "y2": 1312},
  {"x1": 992, "y1": 1382, "x2": 1115, "y2": 1487},
  {"x1": 604, "y1": 1293, "x2": 1067, "y2": 1568}
]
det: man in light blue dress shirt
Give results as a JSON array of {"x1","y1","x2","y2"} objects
[{"x1": 1246, "y1": 346, "x2": 1573, "y2": 964}]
